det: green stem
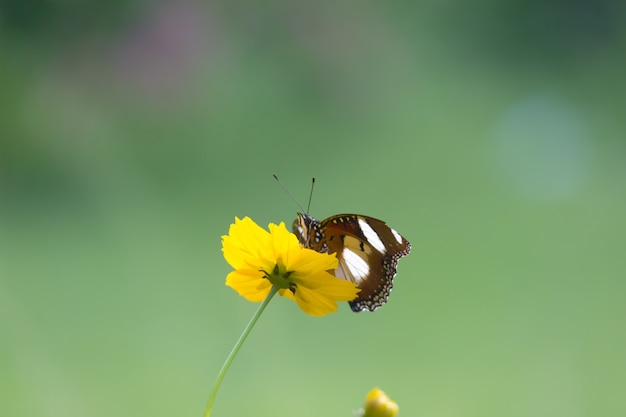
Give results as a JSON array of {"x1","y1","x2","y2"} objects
[{"x1": 203, "y1": 285, "x2": 280, "y2": 417}]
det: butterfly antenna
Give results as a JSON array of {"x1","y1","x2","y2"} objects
[
  {"x1": 273, "y1": 173, "x2": 306, "y2": 212},
  {"x1": 306, "y1": 177, "x2": 315, "y2": 214}
]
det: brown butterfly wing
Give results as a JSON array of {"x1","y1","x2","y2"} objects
[{"x1": 294, "y1": 213, "x2": 411, "y2": 312}]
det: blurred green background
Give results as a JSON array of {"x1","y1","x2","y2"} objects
[{"x1": 2, "y1": 1, "x2": 625, "y2": 416}]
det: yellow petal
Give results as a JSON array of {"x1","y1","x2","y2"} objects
[
  {"x1": 278, "y1": 288, "x2": 295, "y2": 300},
  {"x1": 295, "y1": 271, "x2": 360, "y2": 301},
  {"x1": 287, "y1": 247, "x2": 338, "y2": 276},
  {"x1": 291, "y1": 271, "x2": 359, "y2": 315},
  {"x1": 222, "y1": 217, "x2": 274, "y2": 271},
  {"x1": 268, "y1": 221, "x2": 303, "y2": 268},
  {"x1": 225, "y1": 269, "x2": 272, "y2": 302},
  {"x1": 292, "y1": 285, "x2": 341, "y2": 316}
]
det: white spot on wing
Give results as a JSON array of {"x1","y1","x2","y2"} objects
[
  {"x1": 342, "y1": 248, "x2": 370, "y2": 284},
  {"x1": 358, "y1": 218, "x2": 386, "y2": 253},
  {"x1": 391, "y1": 228, "x2": 403, "y2": 244}
]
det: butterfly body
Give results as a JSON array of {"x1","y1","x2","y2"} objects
[{"x1": 293, "y1": 213, "x2": 411, "y2": 312}]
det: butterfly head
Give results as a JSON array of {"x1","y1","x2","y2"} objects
[{"x1": 293, "y1": 213, "x2": 325, "y2": 251}]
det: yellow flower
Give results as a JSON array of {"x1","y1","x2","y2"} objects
[
  {"x1": 362, "y1": 387, "x2": 399, "y2": 417},
  {"x1": 222, "y1": 217, "x2": 360, "y2": 316}
]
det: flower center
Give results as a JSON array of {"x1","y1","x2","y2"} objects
[{"x1": 262, "y1": 264, "x2": 297, "y2": 293}]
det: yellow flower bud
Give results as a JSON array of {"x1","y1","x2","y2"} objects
[{"x1": 363, "y1": 387, "x2": 399, "y2": 417}]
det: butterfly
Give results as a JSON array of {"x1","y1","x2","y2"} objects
[{"x1": 293, "y1": 213, "x2": 411, "y2": 312}]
